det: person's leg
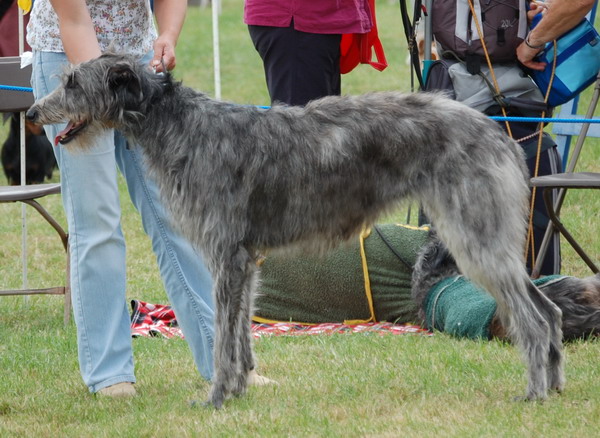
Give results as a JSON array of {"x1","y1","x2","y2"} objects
[
  {"x1": 114, "y1": 140, "x2": 215, "y2": 380},
  {"x1": 31, "y1": 51, "x2": 135, "y2": 393},
  {"x1": 248, "y1": 24, "x2": 341, "y2": 106},
  {"x1": 524, "y1": 138, "x2": 562, "y2": 275},
  {"x1": 112, "y1": 48, "x2": 215, "y2": 380}
]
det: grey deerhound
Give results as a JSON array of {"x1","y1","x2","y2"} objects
[{"x1": 27, "y1": 52, "x2": 564, "y2": 408}]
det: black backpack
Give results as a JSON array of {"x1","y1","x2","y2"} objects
[{"x1": 432, "y1": 0, "x2": 528, "y2": 73}]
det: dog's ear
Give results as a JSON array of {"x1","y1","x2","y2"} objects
[{"x1": 106, "y1": 63, "x2": 142, "y2": 103}]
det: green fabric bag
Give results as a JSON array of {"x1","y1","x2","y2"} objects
[{"x1": 255, "y1": 224, "x2": 430, "y2": 324}]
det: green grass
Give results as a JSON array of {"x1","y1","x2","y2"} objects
[{"x1": 1, "y1": 1, "x2": 600, "y2": 436}]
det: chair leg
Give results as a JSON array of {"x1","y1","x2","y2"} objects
[
  {"x1": 63, "y1": 243, "x2": 72, "y2": 325},
  {"x1": 1, "y1": 198, "x2": 72, "y2": 325},
  {"x1": 543, "y1": 188, "x2": 599, "y2": 274}
]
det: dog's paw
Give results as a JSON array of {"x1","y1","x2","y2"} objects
[
  {"x1": 205, "y1": 384, "x2": 227, "y2": 409},
  {"x1": 513, "y1": 391, "x2": 548, "y2": 403},
  {"x1": 549, "y1": 382, "x2": 565, "y2": 394},
  {"x1": 189, "y1": 399, "x2": 218, "y2": 409},
  {"x1": 548, "y1": 371, "x2": 566, "y2": 394},
  {"x1": 231, "y1": 373, "x2": 248, "y2": 397}
]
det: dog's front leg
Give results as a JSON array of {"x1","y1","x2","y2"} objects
[
  {"x1": 206, "y1": 247, "x2": 255, "y2": 408},
  {"x1": 230, "y1": 260, "x2": 259, "y2": 396}
]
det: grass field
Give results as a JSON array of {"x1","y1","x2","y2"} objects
[{"x1": 1, "y1": 1, "x2": 599, "y2": 436}]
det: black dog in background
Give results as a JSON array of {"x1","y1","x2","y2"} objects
[{"x1": 2, "y1": 112, "x2": 56, "y2": 185}]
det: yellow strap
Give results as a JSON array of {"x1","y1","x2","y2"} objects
[
  {"x1": 252, "y1": 230, "x2": 378, "y2": 326},
  {"x1": 394, "y1": 223, "x2": 430, "y2": 232},
  {"x1": 251, "y1": 315, "x2": 321, "y2": 326},
  {"x1": 343, "y1": 226, "x2": 378, "y2": 325}
]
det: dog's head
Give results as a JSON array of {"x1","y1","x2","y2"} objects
[
  {"x1": 411, "y1": 229, "x2": 461, "y2": 320},
  {"x1": 26, "y1": 52, "x2": 170, "y2": 148}
]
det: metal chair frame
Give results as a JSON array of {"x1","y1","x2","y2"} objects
[{"x1": 1, "y1": 56, "x2": 71, "y2": 324}]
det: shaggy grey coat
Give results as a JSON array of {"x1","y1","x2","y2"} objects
[{"x1": 27, "y1": 53, "x2": 564, "y2": 408}]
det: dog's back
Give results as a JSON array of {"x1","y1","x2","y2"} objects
[{"x1": 139, "y1": 90, "x2": 530, "y2": 253}]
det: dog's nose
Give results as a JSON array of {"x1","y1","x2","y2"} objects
[{"x1": 25, "y1": 108, "x2": 38, "y2": 123}]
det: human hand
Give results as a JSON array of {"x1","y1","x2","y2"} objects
[
  {"x1": 151, "y1": 35, "x2": 177, "y2": 72},
  {"x1": 516, "y1": 42, "x2": 547, "y2": 71},
  {"x1": 527, "y1": 1, "x2": 548, "y2": 21},
  {"x1": 517, "y1": 1, "x2": 549, "y2": 71}
]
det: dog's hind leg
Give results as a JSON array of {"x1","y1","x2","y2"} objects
[
  {"x1": 419, "y1": 167, "x2": 563, "y2": 400},
  {"x1": 438, "y1": 225, "x2": 562, "y2": 399},
  {"x1": 461, "y1": 257, "x2": 555, "y2": 400},
  {"x1": 489, "y1": 275, "x2": 557, "y2": 400},
  {"x1": 206, "y1": 246, "x2": 254, "y2": 408},
  {"x1": 525, "y1": 281, "x2": 565, "y2": 393}
]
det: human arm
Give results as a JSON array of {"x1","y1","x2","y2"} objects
[
  {"x1": 517, "y1": 0, "x2": 596, "y2": 71},
  {"x1": 151, "y1": 0, "x2": 188, "y2": 72},
  {"x1": 49, "y1": 0, "x2": 102, "y2": 64}
]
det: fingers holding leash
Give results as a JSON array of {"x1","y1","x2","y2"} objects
[{"x1": 151, "y1": 36, "x2": 177, "y2": 72}]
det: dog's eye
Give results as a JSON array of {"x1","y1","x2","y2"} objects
[{"x1": 65, "y1": 73, "x2": 78, "y2": 89}]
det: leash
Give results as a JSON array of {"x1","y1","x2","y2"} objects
[
  {"x1": 462, "y1": 0, "x2": 561, "y2": 268},
  {"x1": 0, "y1": 84, "x2": 33, "y2": 92},
  {"x1": 151, "y1": 57, "x2": 168, "y2": 75},
  {"x1": 3, "y1": 87, "x2": 599, "y2": 124}
]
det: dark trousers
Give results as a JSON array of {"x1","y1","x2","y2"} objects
[
  {"x1": 248, "y1": 24, "x2": 342, "y2": 106},
  {"x1": 523, "y1": 137, "x2": 562, "y2": 275}
]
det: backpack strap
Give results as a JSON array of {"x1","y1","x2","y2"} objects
[{"x1": 399, "y1": 0, "x2": 425, "y2": 89}]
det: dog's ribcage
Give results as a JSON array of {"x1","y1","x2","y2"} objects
[{"x1": 131, "y1": 88, "x2": 528, "y2": 261}]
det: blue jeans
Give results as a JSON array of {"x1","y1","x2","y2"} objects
[{"x1": 31, "y1": 51, "x2": 215, "y2": 392}]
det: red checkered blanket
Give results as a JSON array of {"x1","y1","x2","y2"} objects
[{"x1": 130, "y1": 300, "x2": 431, "y2": 339}]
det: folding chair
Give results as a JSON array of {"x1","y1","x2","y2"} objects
[
  {"x1": 530, "y1": 73, "x2": 600, "y2": 276},
  {"x1": 0, "y1": 56, "x2": 71, "y2": 324}
]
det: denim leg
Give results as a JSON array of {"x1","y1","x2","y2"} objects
[
  {"x1": 115, "y1": 138, "x2": 215, "y2": 381},
  {"x1": 31, "y1": 51, "x2": 135, "y2": 392},
  {"x1": 32, "y1": 51, "x2": 215, "y2": 388}
]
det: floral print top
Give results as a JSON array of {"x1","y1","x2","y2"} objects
[{"x1": 27, "y1": 0, "x2": 157, "y2": 56}]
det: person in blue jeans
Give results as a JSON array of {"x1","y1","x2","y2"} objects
[{"x1": 26, "y1": 0, "x2": 215, "y2": 397}]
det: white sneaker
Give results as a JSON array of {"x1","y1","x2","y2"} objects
[{"x1": 248, "y1": 369, "x2": 278, "y2": 386}]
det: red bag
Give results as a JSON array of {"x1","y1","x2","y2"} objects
[{"x1": 339, "y1": 0, "x2": 388, "y2": 74}]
